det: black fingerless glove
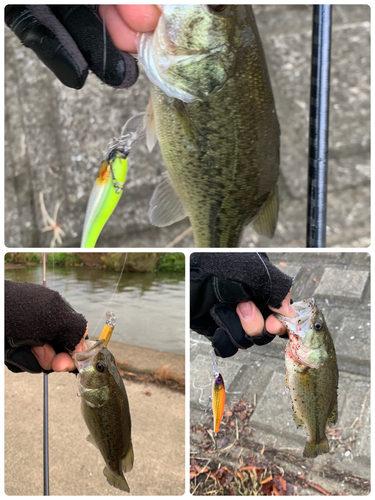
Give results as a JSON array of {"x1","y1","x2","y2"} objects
[
  {"x1": 5, "y1": 5, "x2": 138, "y2": 89},
  {"x1": 5, "y1": 280, "x2": 87, "y2": 373},
  {"x1": 190, "y1": 253, "x2": 293, "y2": 358}
]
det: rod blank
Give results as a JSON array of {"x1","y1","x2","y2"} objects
[{"x1": 306, "y1": 5, "x2": 332, "y2": 248}]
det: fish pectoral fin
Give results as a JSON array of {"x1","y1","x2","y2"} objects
[
  {"x1": 86, "y1": 434, "x2": 98, "y2": 449},
  {"x1": 251, "y1": 185, "x2": 278, "y2": 238},
  {"x1": 145, "y1": 98, "x2": 158, "y2": 153},
  {"x1": 149, "y1": 173, "x2": 187, "y2": 227},
  {"x1": 122, "y1": 442, "x2": 134, "y2": 473},
  {"x1": 327, "y1": 400, "x2": 338, "y2": 427},
  {"x1": 103, "y1": 467, "x2": 130, "y2": 493}
]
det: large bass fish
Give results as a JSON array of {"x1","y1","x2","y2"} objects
[
  {"x1": 274, "y1": 298, "x2": 339, "y2": 458},
  {"x1": 138, "y1": 5, "x2": 280, "y2": 247},
  {"x1": 72, "y1": 339, "x2": 134, "y2": 492}
]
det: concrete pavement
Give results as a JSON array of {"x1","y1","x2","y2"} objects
[{"x1": 5, "y1": 342, "x2": 185, "y2": 495}]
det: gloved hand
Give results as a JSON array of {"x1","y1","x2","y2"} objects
[
  {"x1": 191, "y1": 253, "x2": 294, "y2": 358},
  {"x1": 5, "y1": 280, "x2": 87, "y2": 373},
  {"x1": 5, "y1": 5, "x2": 138, "y2": 89}
]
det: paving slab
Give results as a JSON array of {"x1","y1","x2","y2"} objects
[{"x1": 315, "y1": 268, "x2": 369, "y2": 302}]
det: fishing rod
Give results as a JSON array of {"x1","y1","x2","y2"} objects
[
  {"x1": 42, "y1": 252, "x2": 49, "y2": 495},
  {"x1": 306, "y1": 5, "x2": 332, "y2": 248}
]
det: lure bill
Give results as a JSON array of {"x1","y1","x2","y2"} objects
[
  {"x1": 211, "y1": 352, "x2": 225, "y2": 443},
  {"x1": 81, "y1": 113, "x2": 147, "y2": 248}
]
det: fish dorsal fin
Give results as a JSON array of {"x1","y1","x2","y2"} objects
[
  {"x1": 251, "y1": 185, "x2": 278, "y2": 238},
  {"x1": 122, "y1": 442, "x2": 134, "y2": 473},
  {"x1": 149, "y1": 173, "x2": 187, "y2": 227},
  {"x1": 145, "y1": 98, "x2": 158, "y2": 153}
]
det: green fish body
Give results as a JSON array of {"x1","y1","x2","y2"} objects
[
  {"x1": 72, "y1": 340, "x2": 134, "y2": 492},
  {"x1": 275, "y1": 299, "x2": 338, "y2": 458},
  {"x1": 138, "y1": 5, "x2": 280, "y2": 247}
]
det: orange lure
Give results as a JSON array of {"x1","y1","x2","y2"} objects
[{"x1": 211, "y1": 352, "x2": 226, "y2": 437}]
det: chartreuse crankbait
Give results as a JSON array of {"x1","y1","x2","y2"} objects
[
  {"x1": 81, "y1": 113, "x2": 147, "y2": 248},
  {"x1": 211, "y1": 351, "x2": 225, "y2": 446}
]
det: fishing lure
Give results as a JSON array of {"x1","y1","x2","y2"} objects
[
  {"x1": 81, "y1": 113, "x2": 147, "y2": 248},
  {"x1": 211, "y1": 352, "x2": 225, "y2": 445}
]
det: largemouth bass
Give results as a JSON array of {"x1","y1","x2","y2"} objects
[
  {"x1": 274, "y1": 298, "x2": 338, "y2": 458},
  {"x1": 138, "y1": 5, "x2": 280, "y2": 247},
  {"x1": 72, "y1": 339, "x2": 134, "y2": 492}
]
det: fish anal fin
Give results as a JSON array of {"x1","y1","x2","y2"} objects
[
  {"x1": 251, "y1": 185, "x2": 278, "y2": 238},
  {"x1": 292, "y1": 411, "x2": 305, "y2": 429},
  {"x1": 103, "y1": 467, "x2": 130, "y2": 493},
  {"x1": 327, "y1": 400, "x2": 338, "y2": 427},
  {"x1": 122, "y1": 442, "x2": 134, "y2": 473},
  {"x1": 86, "y1": 434, "x2": 98, "y2": 449},
  {"x1": 149, "y1": 173, "x2": 187, "y2": 227}
]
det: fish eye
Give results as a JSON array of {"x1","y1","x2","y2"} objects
[
  {"x1": 314, "y1": 321, "x2": 323, "y2": 331},
  {"x1": 96, "y1": 362, "x2": 105, "y2": 372},
  {"x1": 209, "y1": 5, "x2": 227, "y2": 13}
]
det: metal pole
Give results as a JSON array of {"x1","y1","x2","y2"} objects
[
  {"x1": 42, "y1": 253, "x2": 49, "y2": 495},
  {"x1": 306, "y1": 5, "x2": 332, "y2": 247}
]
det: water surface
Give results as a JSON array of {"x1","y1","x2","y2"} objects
[{"x1": 5, "y1": 265, "x2": 185, "y2": 355}]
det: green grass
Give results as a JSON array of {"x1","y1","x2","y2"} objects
[{"x1": 5, "y1": 252, "x2": 185, "y2": 273}]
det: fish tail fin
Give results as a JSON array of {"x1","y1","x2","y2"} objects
[
  {"x1": 103, "y1": 467, "x2": 130, "y2": 493},
  {"x1": 251, "y1": 185, "x2": 278, "y2": 238},
  {"x1": 303, "y1": 437, "x2": 329, "y2": 458}
]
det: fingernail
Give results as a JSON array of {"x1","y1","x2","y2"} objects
[
  {"x1": 237, "y1": 301, "x2": 254, "y2": 319},
  {"x1": 32, "y1": 346, "x2": 45, "y2": 359}
]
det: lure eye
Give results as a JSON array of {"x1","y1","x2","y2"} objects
[
  {"x1": 209, "y1": 5, "x2": 227, "y2": 13},
  {"x1": 96, "y1": 362, "x2": 105, "y2": 372},
  {"x1": 314, "y1": 322, "x2": 323, "y2": 331}
]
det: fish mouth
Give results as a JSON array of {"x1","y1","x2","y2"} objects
[
  {"x1": 275, "y1": 298, "x2": 316, "y2": 336},
  {"x1": 72, "y1": 339, "x2": 105, "y2": 365},
  {"x1": 276, "y1": 298, "x2": 320, "y2": 369}
]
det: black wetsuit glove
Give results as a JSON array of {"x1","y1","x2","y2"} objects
[
  {"x1": 5, "y1": 280, "x2": 87, "y2": 374},
  {"x1": 5, "y1": 5, "x2": 138, "y2": 89},
  {"x1": 190, "y1": 253, "x2": 293, "y2": 358}
]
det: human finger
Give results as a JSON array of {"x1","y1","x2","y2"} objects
[
  {"x1": 236, "y1": 301, "x2": 265, "y2": 337},
  {"x1": 99, "y1": 5, "x2": 160, "y2": 54},
  {"x1": 268, "y1": 289, "x2": 296, "y2": 335},
  {"x1": 115, "y1": 5, "x2": 161, "y2": 33},
  {"x1": 31, "y1": 343, "x2": 55, "y2": 372}
]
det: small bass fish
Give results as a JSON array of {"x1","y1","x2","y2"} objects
[
  {"x1": 211, "y1": 352, "x2": 225, "y2": 440},
  {"x1": 72, "y1": 339, "x2": 134, "y2": 492},
  {"x1": 138, "y1": 5, "x2": 280, "y2": 247},
  {"x1": 274, "y1": 298, "x2": 338, "y2": 458}
]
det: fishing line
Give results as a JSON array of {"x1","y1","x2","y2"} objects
[
  {"x1": 90, "y1": 253, "x2": 128, "y2": 338},
  {"x1": 256, "y1": 252, "x2": 272, "y2": 310},
  {"x1": 102, "y1": 10, "x2": 107, "y2": 80}
]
